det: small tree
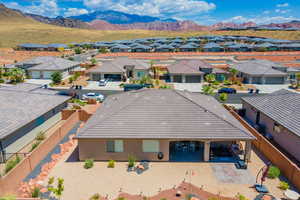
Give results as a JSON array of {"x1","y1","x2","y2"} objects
[
  {"x1": 8, "y1": 68, "x2": 25, "y2": 83},
  {"x1": 219, "y1": 93, "x2": 228, "y2": 102},
  {"x1": 205, "y1": 74, "x2": 216, "y2": 84},
  {"x1": 91, "y1": 58, "x2": 97, "y2": 65},
  {"x1": 48, "y1": 178, "x2": 64, "y2": 200},
  {"x1": 202, "y1": 85, "x2": 214, "y2": 95},
  {"x1": 99, "y1": 47, "x2": 108, "y2": 53},
  {"x1": 51, "y1": 72, "x2": 62, "y2": 85},
  {"x1": 229, "y1": 68, "x2": 238, "y2": 83},
  {"x1": 74, "y1": 48, "x2": 82, "y2": 54}
]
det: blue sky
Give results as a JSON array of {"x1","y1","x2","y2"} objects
[{"x1": 2, "y1": 0, "x2": 300, "y2": 25}]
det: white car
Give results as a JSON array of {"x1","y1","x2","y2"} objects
[
  {"x1": 82, "y1": 93, "x2": 105, "y2": 102},
  {"x1": 99, "y1": 79, "x2": 108, "y2": 86}
]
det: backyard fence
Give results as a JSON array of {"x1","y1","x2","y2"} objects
[
  {"x1": 0, "y1": 111, "x2": 80, "y2": 196},
  {"x1": 224, "y1": 105, "x2": 300, "y2": 191}
]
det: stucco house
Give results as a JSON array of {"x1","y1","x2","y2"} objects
[
  {"x1": 89, "y1": 57, "x2": 150, "y2": 81},
  {"x1": 0, "y1": 83, "x2": 70, "y2": 161},
  {"x1": 76, "y1": 89, "x2": 254, "y2": 162},
  {"x1": 241, "y1": 89, "x2": 300, "y2": 162},
  {"x1": 16, "y1": 56, "x2": 80, "y2": 79},
  {"x1": 231, "y1": 60, "x2": 288, "y2": 84},
  {"x1": 167, "y1": 59, "x2": 228, "y2": 83}
]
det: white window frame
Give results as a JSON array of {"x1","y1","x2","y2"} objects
[{"x1": 142, "y1": 140, "x2": 159, "y2": 153}]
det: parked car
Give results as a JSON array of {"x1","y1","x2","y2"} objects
[
  {"x1": 82, "y1": 93, "x2": 105, "y2": 102},
  {"x1": 99, "y1": 79, "x2": 108, "y2": 86},
  {"x1": 218, "y1": 88, "x2": 237, "y2": 94}
]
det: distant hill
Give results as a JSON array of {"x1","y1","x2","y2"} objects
[
  {"x1": 71, "y1": 10, "x2": 177, "y2": 24},
  {"x1": 25, "y1": 13, "x2": 91, "y2": 29},
  {"x1": 262, "y1": 20, "x2": 300, "y2": 29},
  {"x1": 0, "y1": 3, "x2": 33, "y2": 22},
  {"x1": 212, "y1": 22, "x2": 257, "y2": 30}
]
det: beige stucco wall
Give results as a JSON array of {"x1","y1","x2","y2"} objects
[
  {"x1": 243, "y1": 101, "x2": 300, "y2": 162},
  {"x1": 78, "y1": 139, "x2": 170, "y2": 161}
]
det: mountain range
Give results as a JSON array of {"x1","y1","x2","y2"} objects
[{"x1": 1, "y1": 3, "x2": 300, "y2": 32}]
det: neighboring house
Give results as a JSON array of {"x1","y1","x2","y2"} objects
[
  {"x1": 0, "y1": 83, "x2": 70, "y2": 160},
  {"x1": 226, "y1": 44, "x2": 252, "y2": 52},
  {"x1": 110, "y1": 44, "x2": 131, "y2": 53},
  {"x1": 178, "y1": 43, "x2": 198, "y2": 52},
  {"x1": 242, "y1": 89, "x2": 300, "y2": 162},
  {"x1": 131, "y1": 44, "x2": 152, "y2": 52},
  {"x1": 155, "y1": 45, "x2": 175, "y2": 52},
  {"x1": 47, "y1": 44, "x2": 68, "y2": 51},
  {"x1": 17, "y1": 44, "x2": 48, "y2": 51},
  {"x1": 167, "y1": 59, "x2": 228, "y2": 83},
  {"x1": 15, "y1": 56, "x2": 80, "y2": 79},
  {"x1": 76, "y1": 89, "x2": 254, "y2": 162},
  {"x1": 231, "y1": 60, "x2": 288, "y2": 84},
  {"x1": 203, "y1": 43, "x2": 224, "y2": 52},
  {"x1": 89, "y1": 57, "x2": 150, "y2": 81},
  {"x1": 254, "y1": 43, "x2": 278, "y2": 51}
]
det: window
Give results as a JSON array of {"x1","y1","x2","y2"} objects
[
  {"x1": 106, "y1": 140, "x2": 124, "y2": 152},
  {"x1": 137, "y1": 71, "x2": 145, "y2": 78},
  {"x1": 143, "y1": 140, "x2": 159, "y2": 153}
]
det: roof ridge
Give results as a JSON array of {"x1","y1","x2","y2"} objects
[{"x1": 174, "y1": 90, "x2": 254, "y2": 138}]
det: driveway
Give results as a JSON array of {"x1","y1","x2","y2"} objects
[
  {"x1": 84, "y1": 81, "x2": 123, "y2": 91},
  {"x1": 172, "y1": 83, "x2": 203, "y2": 92}
]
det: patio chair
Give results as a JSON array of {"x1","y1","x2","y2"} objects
[{"x1": 235, "y1": 160, "x2": 247, "y2": 169}]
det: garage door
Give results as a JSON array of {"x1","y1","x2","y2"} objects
[
  {"x1": 104, "y1": 74, "x2": 122, "y2": 81},
  {"x1": 43, "y1": 71, "x2": 53, "y2": 79},
  {"x1": 31, "y1": 71, "x2": 41, "y2": 79},
  {"x1": 173, "y1": 75, "x2": 182, "y2": 83},
  {"x1": 265, "y1": 77, "x2": 285, "y2": 84},
  {"x1": 186, "y1": 75, "x2": 201, "y2": 83}
]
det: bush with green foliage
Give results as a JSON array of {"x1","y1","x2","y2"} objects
[
  {"x1": 31, "y1": 187, "x2": 41, "y2": 198},
  {"x1": 108, "y1": 160, "x2": 115, "y2": 168},
  {"x1": 5, "y1": 155, "x2": 21, "y2": 174},
  {"x1": 268, "y1": 166, "x2": 280, "y2": 179},
  {"x1": 279, "y1": 181, "x2": 289, "y2": 190},
  {"x1": 235, "y1": 194, "x2": 248, "y2": 200},
  {"x1": 51, "y1": 71, "x2": 63, "y2": 84},
  {"x1": 202, "y1": 85, "x2": 214, "y2": 95},
  {"x1": 74, "y1": 48, "x2": 82, "y2": 54},
  {"x1": 48, "y1": 177, "x2": 64, "y2": 200},
  {"x1": 91, "y1": 58, "x2": 97, "y2": 65},
  {"x1": 219, "y1": 93, "x2": 228, "y2": 102},
  {"x1": 89, "y1": 193, "x2": 100, "y2": 200},
  {"x1": 36, "y1": 131, "x2": 45, "y2": 141},
  {"x1": 0, "y1": 195, "x2": 16, "y2": 200},
  {"x1": 118, "y1": 197, "x2": 125, "y2": 200},
  {"x1": 84, "y1": 159, "x2": 94, "y2": 169},
  {"x1": 128, "y1": 155, "x2": 136, "y2": 168},
  {"x1": 30, "y1": 141, "x2": 41, "y2": 152}
]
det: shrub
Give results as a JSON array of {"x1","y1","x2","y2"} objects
[
  {"x1": 89, "y1": 193, "x2": 100, "y2": 200},
  {"x1": 72, "y1": 105, "x2": 81, "y2": 110},
  {"x1": 219, "y1": 93, "x2": 228, "y2": 102},
  {"x1": 268, "y1": 166, "x2": 280, "y2": 179},
  {"x1": 68, "y1": 57, "x2": 75, "y2": 61},
  {"x1": 35, "y1": 131, "x2": 45, "y2": 141},
  {"x1": 31, "y1": 187, "x2": 41, "y2": 198},
  {"x1": 0, "y1": 195, "x2": 16, "y2": 200},
  {"x1": 207, "y1": 197, "x2": 218, "y2": 200},
  {"x1": 128, "y1": 155, "x2": 136, "y2": 168},
  {"x1": 235, "y1": 194, "x2": 248, "y2": 200},
  {"x1": 51, "y1": 72, "x2": 62, "y2": 84},
  {"x1": 5, "y1": 155, "x2": 21, "y2": 174},
  {"x1": 108, "y1": 160, "x2": 115, "y2": 168},
  {"x1": 84, "y1": 159, "x2": 94, "y2": 169},
  {"x1": 0, "y1": 79, "x2": 4, "y2": 83},
  {"x1": 30, "y1": 141, "x2": 41, "y2": 152},
  {"x1": 68, "y1": 77, "x2": 74, "y2": 83},
  {"x1": 118, "y1": 197, "x2": 125, "y2": 200},
  {"x1": 279, "y1": 181, "x2": 289, "y2": 190},
  {"x1": 74, "y1": 48, "x2": 82, "y2": 54},
  {"x1": 48, "y1": 176, "x2": 55, "y2": 185}
]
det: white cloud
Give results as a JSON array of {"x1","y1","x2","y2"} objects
[
  {"x1": 276, "y1": 3, "x2": 289, "y2": 7},
  {"x1": 64, "y1": 8, "x2": 89, "y2": 17},
  {"x1": 275, "y1": 9, "x2": 290, "y2": 14},
  {"x1": 83, "y1": 0, "x2": 216, "y2": 18},
  {"x1": 6, "y1": 0, "x2": 60, "y2": 17},
  {"x1": 224, "y1": 15, "x2": 300, "y2": 24}
]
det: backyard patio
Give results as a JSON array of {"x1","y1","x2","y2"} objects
[{"x1": 44, "y1": 144, "x2": 291, "y2": 200}]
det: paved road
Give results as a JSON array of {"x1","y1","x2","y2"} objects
[{"x1": 72, "y1": 50, "x2": 98, "y2": 62}]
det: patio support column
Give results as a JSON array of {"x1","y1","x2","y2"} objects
[
  {"x1": 244, "y1": 140, "x2": 252, "y2": 163},
  {"x1": 182, "y1": 75, "x2": 186, "y2": 83},
  {"x1": 261, "y1": 77, "x2": 266, "y2": 84},
  {"x1": 100, "y1": 73, "x2": 104, "y2": 80},
  {"x1": 170, "y1": 75, "x2": 174, "y2": 82},
  {"x1": 204, "y1": 141, "x2": 211, "y2": 162}
]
